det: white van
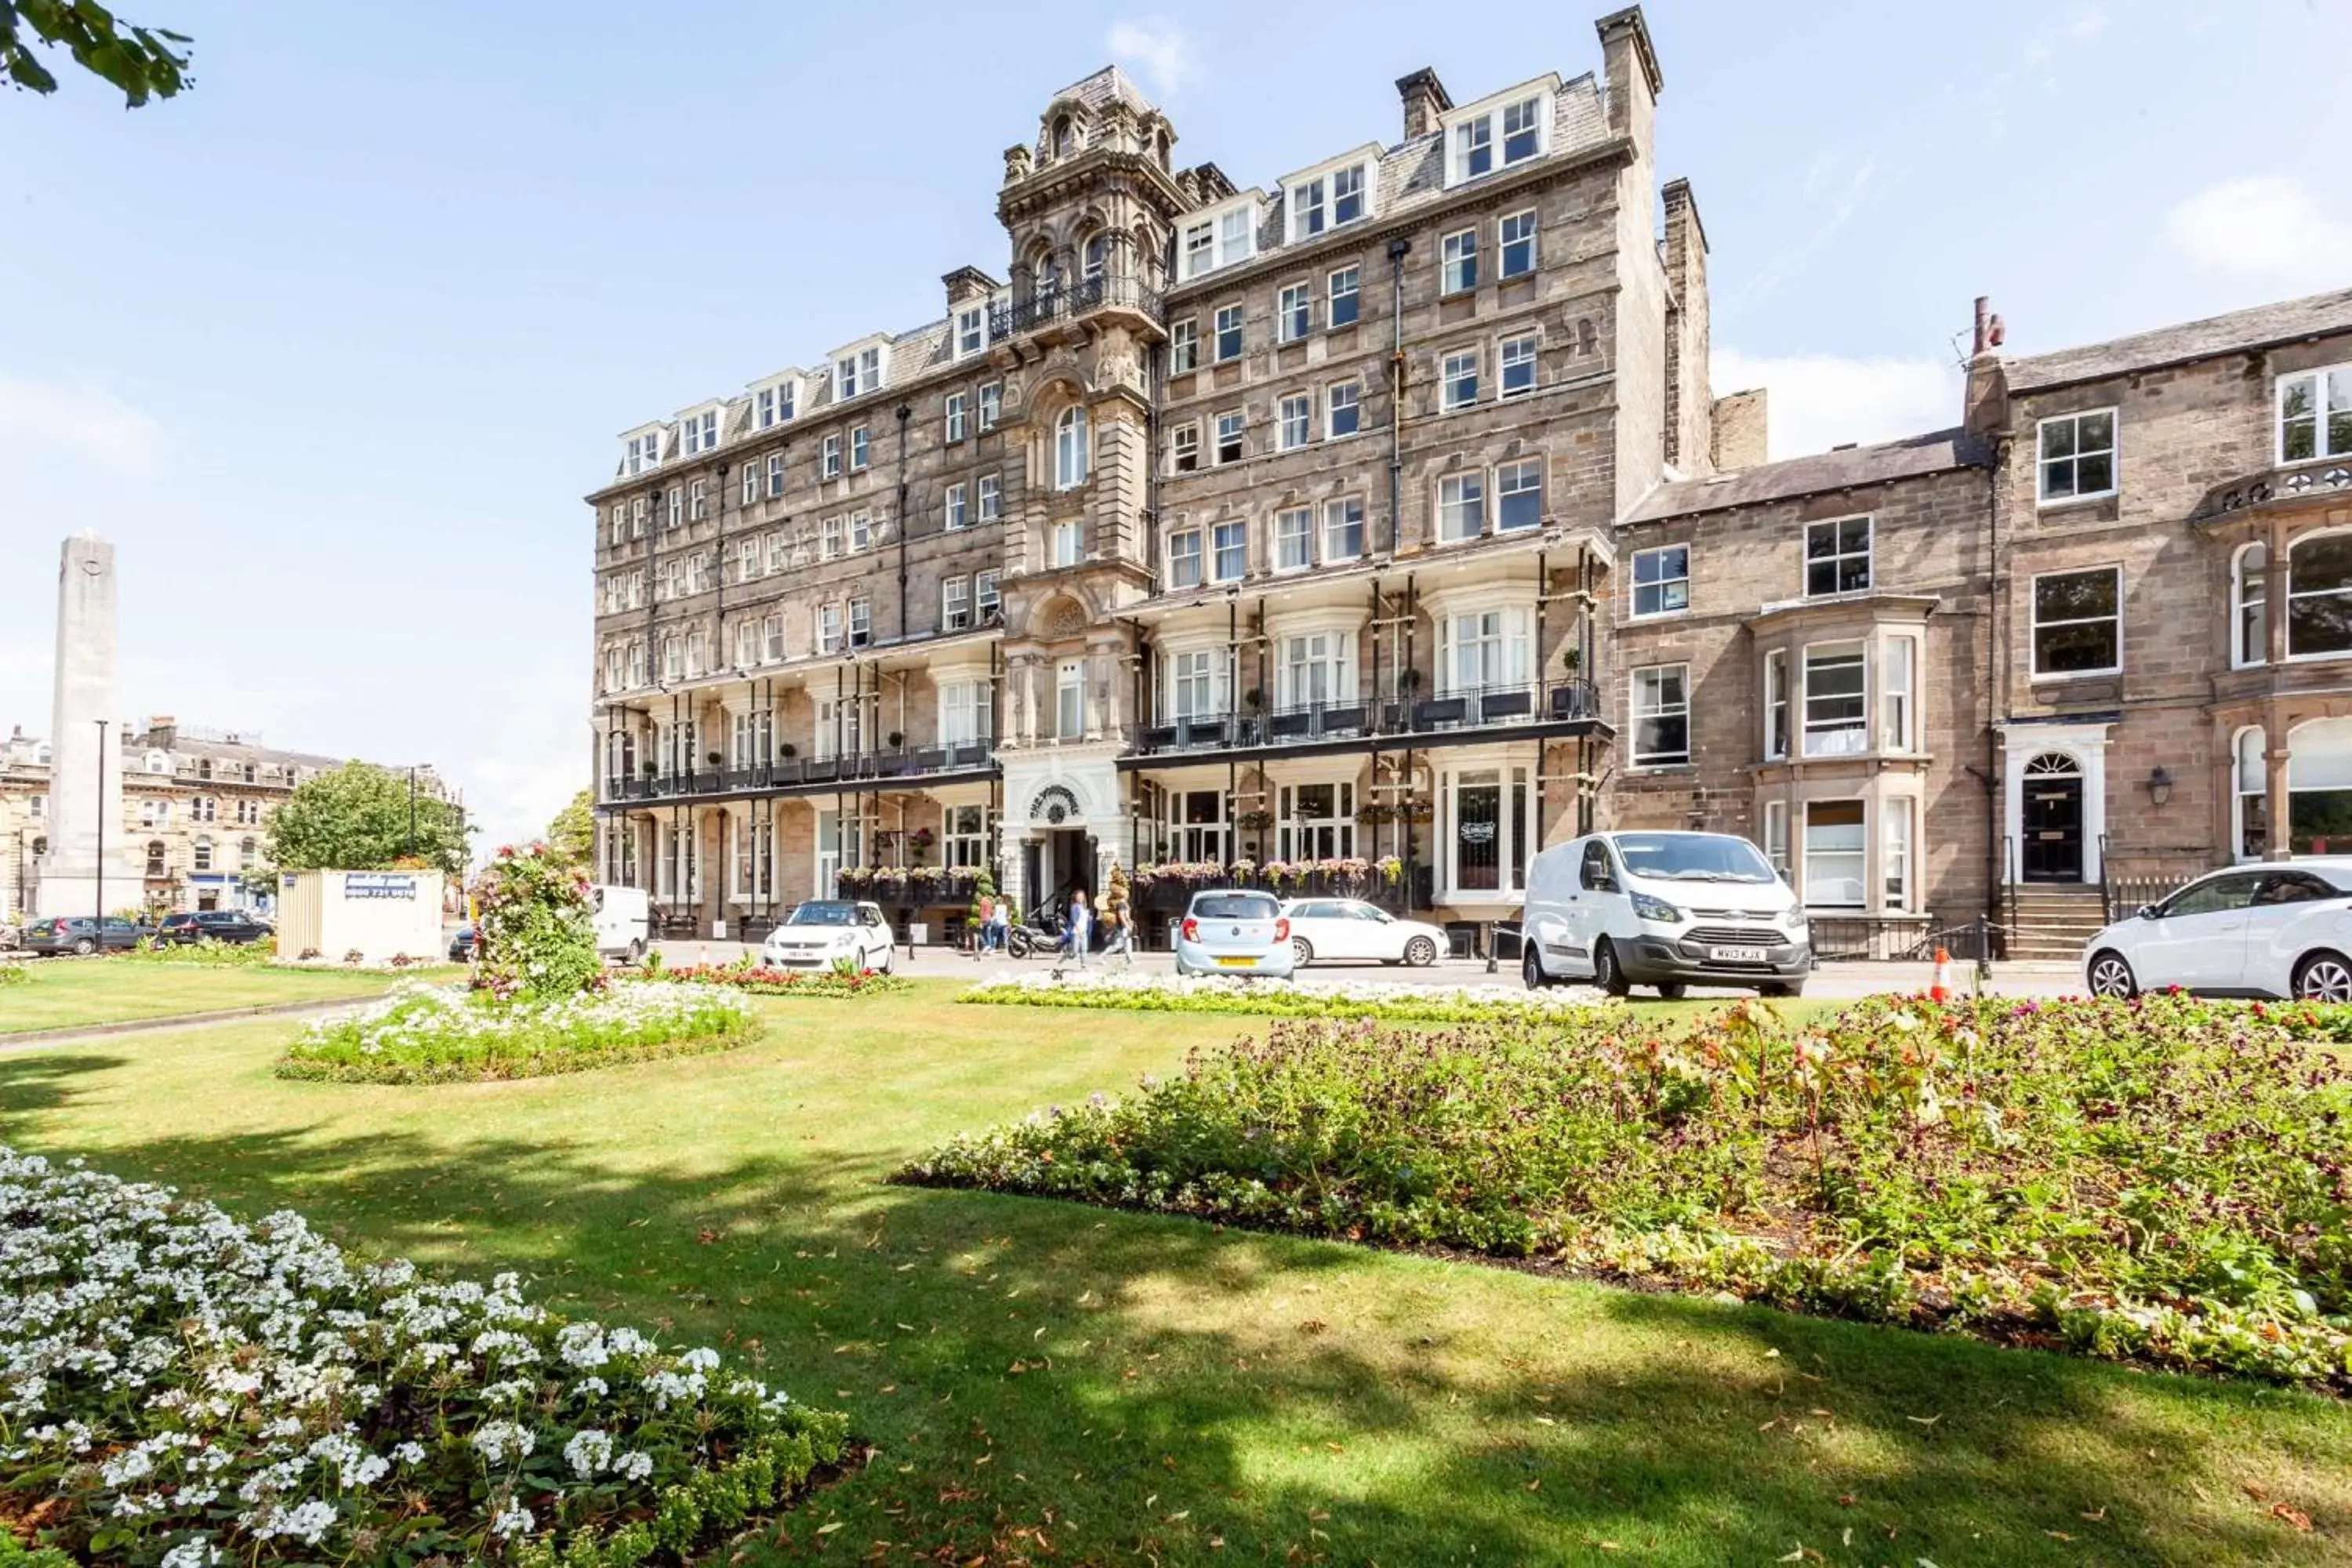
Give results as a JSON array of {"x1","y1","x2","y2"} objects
[
  {"x1": 1520, "y1": 830, "x2": 1810, "y2": 997},
  {"x1": 590, "y1": 884, "x2": 651, "y2": 963}
]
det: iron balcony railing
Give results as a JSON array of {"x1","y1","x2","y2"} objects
[
  {"x1": 1132, "y1": 677, "x2": 1602, "y2": 757},
  {"x1": 989, "y1": 275, "x2": 1162, "y2": 339},
  {"x1": 602, "y1": 739, "x2": 996, "y2": 804}
]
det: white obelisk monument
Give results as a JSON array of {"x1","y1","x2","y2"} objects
[{"x1": 35, "y1": 534, "x2": 139, "y2": 920}]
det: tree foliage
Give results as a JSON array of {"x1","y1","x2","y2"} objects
[
  {"x1": 469, "y1": 841, "x2": 601, "y2": 1003},
  {"x1": 546, "y1": 789, "x2": 594, "y2": 867},
  {"x1": 3, "y1": 0, "x2": 192, "y2": 104},
  {"x1": 264, "y1": 762, "x2": 470, "y2": 880}
]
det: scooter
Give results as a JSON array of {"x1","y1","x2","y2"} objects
[{"x1": 1004, "y1": 907, "x2": 1063, "y2": 960}]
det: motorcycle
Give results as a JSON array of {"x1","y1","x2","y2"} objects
[{"x1": 1004, "y1": 907, "x2": 1064, "y2": 960}]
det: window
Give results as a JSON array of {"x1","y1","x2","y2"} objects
[
  {"x1": 1277, "y1": 638, "x2": 1354, "y2": 717},
  {"x1": 940, "y1": 684, "x2": 993, "y2": 750},
  {"x1": 1171, "y1": 423, "x2": 1200, "y2": 472},
  {"x1": 849, "y1": 511, "x2": 872, "y2": 551},
  {"x1": 2032, "y1": 567, "x2": 2122, "y2": 675},
  {"x1": 1327, "y1": 381, "x2": 1360, "y2": 438},
  {"x1": 821, "y1": 434, "x2": 841, "y2": 480},
  {"x1": 848, "y1": 597, "x2": 871, "y2": 649},
  {"x1": 1883, "y1": 797, "x2": 1913, "y2": 909},
  {"x1": 666, "y1": 487, "x2": 681, "y2": 528},
  {"x1": 735, "y1": 620, "x2": 757, "y2": 668},
  {"x1": 821, "y1": 517, "x2": 844, "y2": 560},
  {"x1": 1214, "y1": 304, "x2": 1243, "y2": 362},
  {"x1": 191, "y1": 796, "x2": 216, "y2": 824},
  {"x1": 777, "y1": 381, "x2": 797, "y2": 422},
  {"x1": 1216, "y1": 411, "x2": 1245, "y2": 464},
  {"x1": 1276, "y1": 507, "x2": 1313, "y2": 571},
  {"x1": 684, "y1": 630, "x2": 705, "y2": 677},
  {"x1": 1632, "y1": 666, "x2": 1690, "y2": 766},
  {"x1": 1803, "y1": 517, "x2": 1871, "y2": 597},
  {"x1": 193, "y1": 835, "x2": 213, "y2": 873},
  {"x1": 1054, "y1": 405, "x2": 1090, "y2": 488},
  {"x1": 1167, "y1": 788, "x2": 1228, "y2": 861},
  {"x1": 1441, "y1": 229, "x2": 1478, "y2": 294},
  {"x1": 942, "y1": 575, "x2": 971, "y2": 631},
  {"x1": 818, "y1": 603, "x2": 842, "y2": 655},
  {"x1": 740, "y1": 465, "x2": 758, "y2": 505},
  {"x1": 762, "y1": 452, "x2": 783, "y2": 499},
  {"x1": 1171, "y1": 318, "x2": 1198, "y2": 374},
  {"x1": 1497, "y1": 459, "x2": 1542, "y2": 531},
  {"x1": 1498, "y1": 209, "x2": 1538, "y2": 278},
  {"x1": 662, "y1": 634, "x2": 682, "y2": 681},
  {"x1": 1051, "y1": 519, "x2": 1083, "y2": 567},
  {"x1": 1501, "y1": 96, "x2": 1543, "y2": 164},
  {"x1": 608, "y1": 503, "x2": 624, "y2": 545},
  {"x1": 631, "y1": 497, "x2": 647, "y2": 536},
  {"x1": 688, "y1": 479, "x2": 707, "y2": 521},
  {"x1": 956, "y1": 306, "x2": 986, "y2": 358},
  {"x1": 835, "y1": 346, "x2": 880, "y2": 398},
  {"x1": 1631, "y1": 545, "x2": 1689, "y2": 618},
  {"x1": 1500, "y1": 333, "x2": 1537, "y2": 397},
  {"x1": 1441, "y1": 608, "x2": 1530, "y2": 694},
  {"x1": 1057, "y1": 658, "x2": 1086, "y2": 739},
  {"x1": 1278, "y1": 394, "x2": 1311, "y2": 450},
  {"x1": 1332, "y1": 164, "x2": 1365, "y2": 225},
  {"x1": 1323, "y1": 497, "x2": 1363, "y2": 559},
  {"x1": 2034, "y1": 409, "x2": 2118, "y2": 503},
  {"x1": 945, "y1": 392, "x2": 967, "y2": 442},
  {"x1": 1442, "y1": 349, "x2": 1479, "y2": 411},
  {"x1": 1881, "y1": 635, "x2": 1915, "y2": 752},
  {"x1": 2279, "y1": 365, "x2": 2352, "y2": 462},
  {"x1": 2290, "y1": 534, "x2": 2352, "y2": 658},
  {"x1": 1762, "y1": 799, "x2": 1789, "y2": 877},
  {"x1": 1438, "y1": 472, "x2": 1484, "y2": 542},
  {"x1": 763, "y1": 613, "x2": 784, "y2": 661},
  {"x1": 1802, "y1": 644, "x2": 1867, "y2": 757},
  {"x1": 2235, "y1": 542, "x2": 2270, "y2": 666},
  {"x1": 849, "y1": 425, "x2": 869, "y2": 472},
  {"x1": 1182, "y1": 222, "x2": 1214, "y2": 279},
  {"x1": 978, "y1": 472, "x2": 1001, "y2": 521},
  {"x1": 1764, "y1": 649, "x2": 1789, "y2": 760},
  {"x1": 945, "y1": 482, "x2": 968, "y2": 531},
  {"x1": 1167, "y1": 648, "x2": 1227, "y2": 721},
  {"x1": 682, "y1": 409, "x2": 717, "y2": 456},
  {"x1": 1803, "y1": 801, "x2": 1867, "y2": 908},
  {"x1": 979, "y1": 381, "x2": 1002, "y2": 430},
  {"x1": 2235, "y1": 727, "x2": 2269, "y2": 859},
  {"x1": 1168, "y1": 529, "x2": 1203, "y2": 590},
  {"x1": 1328, "y1": 266, "x2": 1359, "y2": 329},
  {"x1": 1181, "y1": 204, "x2": 1258, "y2": 278},
  {"x1": 1451, "y1": 115, "x2": 1493, "y2": 182},
  {"x1": 1212, "y1": 520, "x2": 1247, "y2": 582},
  {"x1": 1278, "y1": 284, "x2": 1311, "y2": 343},
  {"x1": 1289, "y1": 172, "x2": 1334, "y2": 240}
]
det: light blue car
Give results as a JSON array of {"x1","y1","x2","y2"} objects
[{"x1": 1173, "y1": 889, "x2": 1294, "y2": 979}]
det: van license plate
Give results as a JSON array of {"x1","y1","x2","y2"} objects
[
  {"x1": 1708, "y1": 946, "x2": 1767, "y2": 964},
  {"x1": 1214, "y1": 956, "x2": 1255, "y2": 969}
]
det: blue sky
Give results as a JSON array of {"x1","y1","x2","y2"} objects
[{"x1": 2, "y1": 0, "x2": 2346, "y2": 855}]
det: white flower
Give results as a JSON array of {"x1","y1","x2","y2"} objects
[
  {"x1": 490, "y1": 1500, "x2": 534, "y2": 1537},
  {"x1": 615, "y1": 1450, "x2": 655, "y2": 1482},
  {"x1": 563, "y1": 1427, "x2": 614, "y2": 1478},
  {"x1": 470, "y1": 1420, "x2": 533, "y2": 1465}
]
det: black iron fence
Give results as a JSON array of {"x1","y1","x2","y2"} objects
[
  {"x1": 1133, "y1": 678, "x2": 1601, "y2": 757},
  {"x1": 989, "y1": 275, "x2": 1161, "y2": 339},
  {"x1": 604, "y1": 740, "x2": 994, "y2": 804}
]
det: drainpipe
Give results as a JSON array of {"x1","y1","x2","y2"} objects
[
  {"x1": 895, "y1": 404, "x2": 913, "y2": 641},
  {"x1": 1385, "y1": 238, "x2": 1412, "y2": 557}
]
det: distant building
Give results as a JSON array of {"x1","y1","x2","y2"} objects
[{"x1": 0, "y1": 717, "x2": 445, "y2": 919}]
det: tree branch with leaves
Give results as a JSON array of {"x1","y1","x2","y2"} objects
[{"x1": 3, "y1": 0, "x2": 191, "y2": 105}]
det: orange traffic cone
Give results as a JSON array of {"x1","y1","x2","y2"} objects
[{"x1": 1931, "y1": 946, "x2": 1954, "y2": 1002}]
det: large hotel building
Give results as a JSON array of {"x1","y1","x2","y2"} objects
[{"x1": 587, "y1": 5, "x2": 2352, "y2": 958}]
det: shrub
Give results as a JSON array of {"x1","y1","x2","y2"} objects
[
  {"x1": 0, "y1": 964, "x2": 27, "y2": 989},
  {"x1": 960, "y1": 971, "x2": 1611, "y2": 1024},
  {"x1": 903, "y1": 993, "x2": 2352, "y2": 1388},
  {"x1": 472, "y1": 842, "x2": 600, "y2": 1002},
  {"x1": 649, "y1": 961, "x2": 910, "y2": 998},
  {"x1": 0, "y1": 1145, "x2": 847, "y2": 1564},
  {"x1": 278, "y1": 981, "x2": 759, "y2": 1083},
  {"x1": 123, "y1": 935, "x2": 278, "y2": 967}
]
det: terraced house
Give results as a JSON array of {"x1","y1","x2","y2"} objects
[{"x1": 589, "y1": 6, "x2": 1739, "y2": 942}]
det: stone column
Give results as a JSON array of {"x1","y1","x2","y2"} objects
[
  {"x1": 37, "y1": 534, "x2": 140, "y2": 919},
  {"x1": 2267, "y1": 720, "x2": 2292, "y2": 861}
]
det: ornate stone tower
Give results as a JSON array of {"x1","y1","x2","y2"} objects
[{"x1": 37, "y1": 533, "x2": 140, "y2": 920}]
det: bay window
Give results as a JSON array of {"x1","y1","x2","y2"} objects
[
  {"x1": 1167, "y1": 648, "x2": 1227, "y2": 721},
  {"x1": 1277, "y1": 630, "x2": 1354, "y2": 711},
  {"x1": 1883, "y1": 798, "x2": 1912, "y2": 909},
  {"x1": 1440, "y1": 607, "x2": 1530, "y2": 695},
  {"x1": 1803, "y1": 801, "x2": 1866, "y2": 908},
  {"x1": 1802, "y1": 644, "x2": 1867, "y2": 757},
  {"x1": 1880, "y1": 636, "x2": 1915, "y2": 752},
  {"x1": 939, "y1": 678, "x2": 993, "y2": 747},
  {"x1": 1762, "y1": 800, "x2": 1789, "y2": 877},
  {"x1": 2234, "y1": 543, "x2": 2268, "y2": 666},
  {"x1": 2288, "y1": 534, "x2": 2352, "y2": 658},
  {"x1": 1763, "y1": 649, "x2": 1788, "y2": 760}
]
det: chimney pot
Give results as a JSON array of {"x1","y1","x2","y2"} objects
[{"x1": 1395, "y1": 67, "x2": 1452, "y2": 141}]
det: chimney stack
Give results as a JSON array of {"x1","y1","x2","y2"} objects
[
  {"x1": 1963, "y1": 295, "x2": 2008, "y2": 434},
  {"x1": 1595, "y1": 7, "x2": 1663, "y2": 149},
  {"x1": 1396, "y1": 67, "x2": 1451, "y2": 141}
]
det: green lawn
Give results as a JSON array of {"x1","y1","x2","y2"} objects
[
  {"x1": 0, "y1": 960, "x2": 453, "y2": 1035},
  {"x1": 2, "y1": 978, "x2": 2347, "y2": 1565}
]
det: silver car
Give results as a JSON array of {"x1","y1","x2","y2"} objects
[{"x1": 1173, "y1": 889, "x2": 1294, "y2": 978}]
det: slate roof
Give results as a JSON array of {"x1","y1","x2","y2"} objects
[
  {"x1": 2003, "y1": 286, "x2": 2352, "y2": 394},
  {"x1": 1623, "y1": 428, "x2": 1991, "y2": 524}
]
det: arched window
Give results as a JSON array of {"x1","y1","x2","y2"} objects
[
  {"x1": 145, "y1": 840, "x2": 167, "y2": 877},
  {"x1": 1083, "y1": 233, "x2": 1109, "y2": 286},
  {"x1": 1051, "y1": 114, "x2": 1077, "y2": 158},
  {"x1": 143, "y1": 750, "x2": 168, "y2": 774},
  {"x1": 192, "y1": 835, "x2": 213, "y2": 873},
  {"x1": 1036, "y1": 253, "x2": 1062, "y2": 300},
  {"x1": 2288, "y1": 533, "x2": 2352, "y2": 659},
  {"x1": 2287, "y1": 717, "x2": 2352, "y2": 854},
  {"x1": 1054, "y1": 405, "x2": 1090, "y2": 490},
  {"x1": 2234, "y1": 542, "x2": 2269, "y2": 667},
  {"x1": 1156, "y1": 129, "x2": 1171, "y2": 170},
  {"x1": 239, "y1": 837, "x2": 259, "y2": 870},
  {"x1": 2234, "y1": 727, "x2": 2268, "y2": 860}
]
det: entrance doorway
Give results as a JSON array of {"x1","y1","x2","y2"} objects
[
  {"x1": 2021, "y1": 753, "x2": 2084, "y2": 882},
  {"x1": 1022, "y1": 828, "x2": 1095, "y2": 919}
]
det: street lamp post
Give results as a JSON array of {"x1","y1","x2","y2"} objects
[{"x1": 93, "y1": 718, "x2": 109, "y2": 923}]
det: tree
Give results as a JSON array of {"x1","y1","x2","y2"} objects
[
  {"x1": 4, "y1": 1, "x2": 192, "y2": 104},
  {"x1": 546, "y1": 789, "x2": 593, "y2": 868},
  {"x1": 265, "y1": 762, "x2": 470, "y2": 880}
]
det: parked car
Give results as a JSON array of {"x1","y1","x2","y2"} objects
[
  {"x1": 1521, "y1": 830, "x2": 1811, "y2": 998},
  {"x1": 2084, "y1": 858, "x2": 2352, "y2": 1000},
  {"x1": 158, "y1": 910, "x2": 273, "y2": 946},
  {"x1": 591, "y1": 884, "x2": 652, "y2": 963},
  {"x1": 760, "y1": 899, "x2": 897, "y2": 972},
  {"x1": 1277, "y1": 898, "x2": 1443, "y2": 967},
  {"x1": 20, "y1": 916, "x2": 153, "y2": 956},
  {"x1": 448, "y1": 924, "x2": 478, "y2": 962},
  {"x1": 1172, "y1": 888, "x2": 1294, "y2": 979}
]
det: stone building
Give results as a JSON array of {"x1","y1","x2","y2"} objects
[
  {"x1": 0, "y1": 718, "x2": 444, "y2": 920},
  {"x1": 587, "y1": 7, "x2": 1740, "y2": 941}
]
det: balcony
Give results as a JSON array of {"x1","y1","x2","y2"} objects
[
  {"x1": 1127, "y1": 677, "x2": 1604, "y2": 762},
  {"x1": 989, "y1": 275, "x2": 1161, "y2": 340},
  {"x1": 601, "y1": 739, "x2": 997, "y2": 806}
]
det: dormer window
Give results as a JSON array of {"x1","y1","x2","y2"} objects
[
  {"x1": 1285, "y1": 160, "x2": 1372, "y2": 243},
  {"x1": 956, "y1": 307, "x2": 986, "y2": 358},
  {"x1": 1052, "y1": 114, "x2": 1079, "y2": 158},
  {"x1": 1445, "y1": 85, "x2": 1551, "y2": 187},
  {"x1": 835, "y1": 347, "x2": 881, "y2": 399},
  {"x1": 753, "y1": 379, "x2": 798, "y2": 430},
  {"x1": 1502, "y1": 97, "x2": 1543, "y2": 162},
  {"x1": 1180, "y1": 198, "x2": 1259, "y2": 281},
  {"x1": 1452, "y1": 118, "x2": 1492, "y2": 182},
  {"x1": 624, "y1": 431, "x2": 662, "y2": 474},
  {"x1": 681, "y1": 409, "x2": 719, "y2": 456}
]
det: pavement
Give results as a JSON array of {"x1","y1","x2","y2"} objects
[{"x1": 652, "y1": 939, "x2": 2085, "y2": 1000}]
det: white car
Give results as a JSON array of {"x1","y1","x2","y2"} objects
[
  {"x1": 2083, "y1": 858, "x2": 2352, "y2": 1000},
  {"x1": 760, "y1": 898, "x2": 898, "y2": 973},
  {"x1": 1277, "y1": 898, "x2": 1443, "y2": 967}
]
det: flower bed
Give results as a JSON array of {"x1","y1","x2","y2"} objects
[
  {"x1": 278, "y1": 981, "x2": 759, "y2": 1083},
  {"x1": 905, "y1": 994, "x2": 2352, "y2": 1388},
  {"x1": 0, "y1": 1146, "x2": 847, "y2": 1564},
  {"x1": 959, "y1": 970, "x2": 1610, "y2": 1022},
  {"x1": 644, "y1": 962, "x2": 911, "y2": 998}
]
